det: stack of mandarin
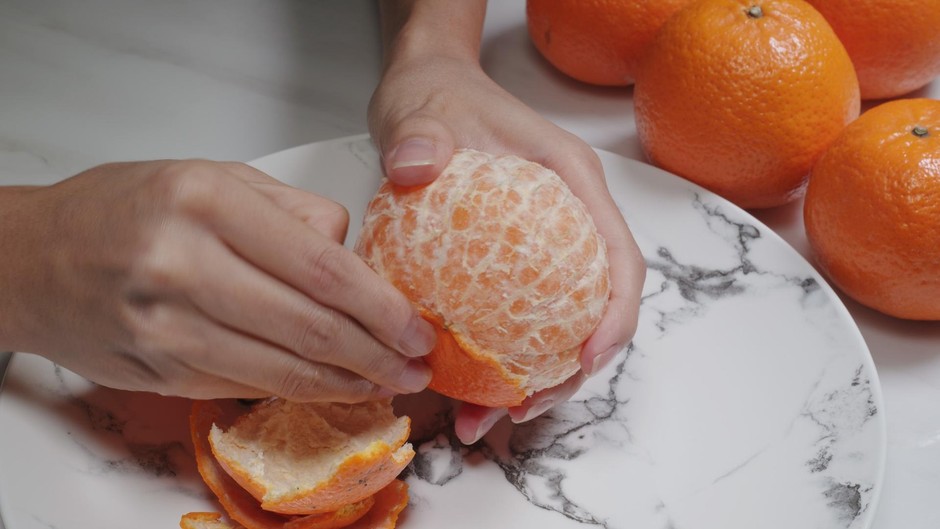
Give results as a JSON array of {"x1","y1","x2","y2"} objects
[{"x1": 526, "y1": 0, "x2": 940, "y2": 321}]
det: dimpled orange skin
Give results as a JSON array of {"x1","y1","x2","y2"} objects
[
  {"x1": 804, "y1": 0, "x2": 940, "y2": 100},
  {"x1": 526, "y1": 0, "x2": 697, "y2": 86},
  {"x1": 355, "y1": 149, "x2": 610, "y2": 408},
  {"x1": 804, "y1": 98, "x2": 940, "y2": 321},
  {"x1": 633, "y1": 0, "x2": 860, "y2": 209}
]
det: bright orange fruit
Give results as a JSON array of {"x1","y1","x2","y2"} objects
[
  {"x1": 526, "y1": 0, "x2": 697, "y2": 86},
  {"x1": 804, "y1": 0, "x2": 940, "y2": 100},
  {"x1": 356, "y1": 149, "x2": 610, "y2": 408},
  {"x1": 804, "y1": 98, "x2": 940, "y2": 320},
  {"x1": 633, "y1": 0, "x2": 860, "y2": 209}
]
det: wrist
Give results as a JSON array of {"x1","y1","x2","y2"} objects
[
  {"x1": 0, "y1": 186, "x2": 49, "y2": 353},
  {"x1": 379, "y1": 0, "x2": 486, "y2": 67}
]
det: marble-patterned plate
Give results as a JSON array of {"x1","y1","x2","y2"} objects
[{"x1": 0, "y1": 135, "x2": 885, "y2": 529}]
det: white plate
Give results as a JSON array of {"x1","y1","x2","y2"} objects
[{"x1": 0, "y1": 135, "x2": 885, "y2": 529}]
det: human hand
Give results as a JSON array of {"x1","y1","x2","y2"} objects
[
  {"x1": 369, "y1": 13, "x2": 646, "y2": 444},
  {"x1": 0, "y1": 160, "x2": 436, "y2": 401}
]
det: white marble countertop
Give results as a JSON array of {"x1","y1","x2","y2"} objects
[{"x1": 0, "y1": 1, "x2": 937, "y2": 528}]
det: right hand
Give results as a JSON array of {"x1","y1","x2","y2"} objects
[
  {"x1": 0, "y1": 160, "x2": 436, "y2": 401},
  {"x1": 369, "y1": 51, "x2": 646, "y2": 443}
]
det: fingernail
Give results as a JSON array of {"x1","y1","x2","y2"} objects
[
  {"x1": 587, "y1": 344, "x2": 623, "y2": 376},
  {"x1": 399, "y1": 316, "x2": 437, "y2": 357},
  {"x1": 390, "y1": 138, "x2": 437, "y2": 169},
  {"x1": 397, "y1": 359, "x2": 432, "y2": 393},
  {"x1": 467, "y1": 410, "x2": 506, "y2": 444},
  {"x1": 512, "y1": 398, "x2": 555, "y2": 424}
]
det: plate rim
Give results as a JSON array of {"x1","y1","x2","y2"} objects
[{"x1": 0, "y1": 134, "x2": 888, "y2": 529}]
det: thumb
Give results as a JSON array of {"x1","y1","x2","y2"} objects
[{"x1": 378, "y1": 113, "x2": 457, "y2": 187}]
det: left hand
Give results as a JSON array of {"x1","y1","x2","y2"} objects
[{"x1": 368, "y1": 48, "x2": 646, "y2": 444}]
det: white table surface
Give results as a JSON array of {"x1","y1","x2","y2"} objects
[{"x1": 0, "y1": 1, "x2": 937, "y2": 528}]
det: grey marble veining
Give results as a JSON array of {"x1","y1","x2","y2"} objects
[
  {"x1": 0, "y1": 141, "x2": 886, "y2": 529},
  {"x1": 1, "y1": 1, "x2": 937, "y2": 528}
]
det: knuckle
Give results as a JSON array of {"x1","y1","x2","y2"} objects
[
  {"x1": 148, "y1": 160, "x2": 225, "y2": 216},
  {"x1": 122, "y1": 304, "x2": 202, "y2": 368},
  {"x1": 361, "y1": 349, "x2": 404, "y2": 382},
  {"x1": 548, "y1": 136, "x2": 603, "y2": 174},
  {"x1": 110, "y1": 314, "x2": 196, "y2": 395},
  {"x1": 304, "y1": 244, "x2": 350, "y2": 296},
  {"x1": 119, "y1": 298, "x2": 170, "y2": 354},
  {"x1": 269, "y1": 359, "x2": 378, "y2": 403},
  {"x1": 293, "y1": 307, "x2": 344, "y2": 360},
  {"x1": 112, "y1": 303, "x2": 227, "y2": 399},
  {"x1": 568, "y1": 142, "x2": 604, "y2": 174},
  {"x1": 272, "y1": 362, "x2": 326, "y2": 400},
  {"x1": 291, "y1": 307, "x2": 406, "y2": 388},
  {"x1": 127, "y1": 237, "x2": 187, "y2": 294},
  {"x1": 217, "y1": 161, "x2": 254, "y2": 174},
  {"x1": 320, "y1": 201, "x2": 350, "y2": 237}
]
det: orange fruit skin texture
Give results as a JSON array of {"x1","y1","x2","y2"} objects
[
  {"x1": 526, "y1": 0, "x2": 697, "y2": 86},
  {"x1": 355, "y1": 149, "x2": 610, "y2": 408},
  {"x1": 188, "y1": 400, "x2": 409, "y2": 529},
  {"x1": 804, "y1": 98, "x2": 940, "y2": 321},
  {"x1": 804, "y1": 0, "x2": 940, "y2": 100},
  {"x1": 633, "y1": 0, "x2": 860, "y2": 209}
]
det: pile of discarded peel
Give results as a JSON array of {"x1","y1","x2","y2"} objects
[{"x1": 182, "y1": 398, "x2": 413, "y2": 529}]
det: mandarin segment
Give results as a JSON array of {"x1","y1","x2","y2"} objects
[{"x1": 355, "y1": 149, "x2": 610, "y2": 407}]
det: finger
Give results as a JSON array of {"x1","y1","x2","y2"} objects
[
  {"x1": 374, "y1": 111, "x2": 457, "y2": 186},
  {"x1": 163, "y1": 377, "x2": 271, "y2": 401},
  {"x1": 80, "y1": 345, "x2": 271, "y2": 401},
  {"x1": 184, "y1": 167, "x2": 437, "y2": 359},
  {"x1": 224, "y1": 163, "x2": 351, "y2": 243},
  {"x1": 178, "y1": 233, "x2": 431, "y2": 395},
  {"x1": 454, "y1": 404, "x2": 508, "y2": 445},
  {"x1": 536, "y1": 144, "x2": 647, "y2": 373},
  {"x1": 580, "y1": 218, "x2": 645, "y2": 375},
  {"x1": 508, "y1": 371, "x2": 587, "y2": 424},
  {"x1": 139, "y1": 302, "x2": 394, "y2": 403}
]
